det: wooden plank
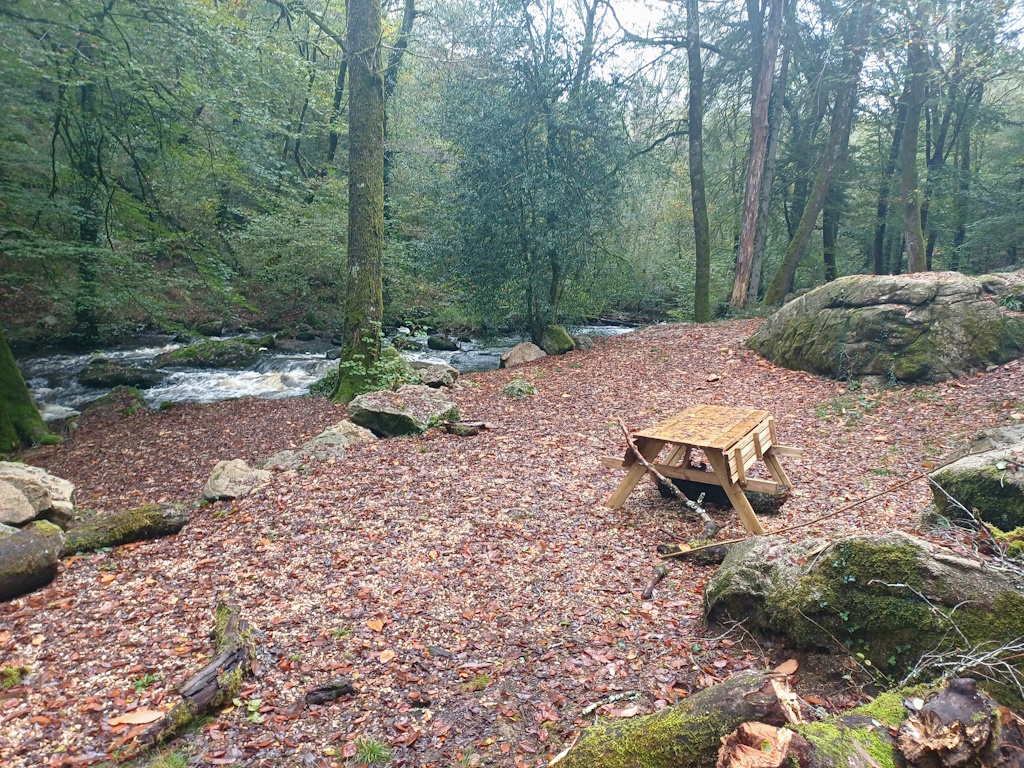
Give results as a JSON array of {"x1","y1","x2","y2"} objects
[
  {"x1": 706, "y1": 451, "x2": 766, "y2": 535},
  {"x1": 769, "y1": 445, "x2": 804, "y2": 458},
  {"x1": 763, "y1": 452, "x2": 793, "y2": 490},
  {"x1": 663, "y1": 445, "x2": 686, "y2": 466},
  {"x1": 605, "y1": 439, "x2": 666, "y2": 509},
  {"x1": 635, "y1": 405, "x2": 770, "y2": 450},
  {"x1": 599, "y1": 457, "x2": 780, "y2": 495},
  {"x1": 623, "y1": 436, "x2": 654, "y2": 468},
  {"x1": 733, "y1": 447, "x2": 747, "y2": 486},
  {"x1": 752, "y1": 431, "x2": 763, "y2": 460}
]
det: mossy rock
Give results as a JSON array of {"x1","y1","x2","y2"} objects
[
  {"x1": 348, "y1": 385, "x2": 459, "y2": 437},
  {"x1": 155, "y1": 337, "x2": 272, "y2": 369},
  {"x1": 540, "y1": 324, "x2": 576, "y2": 356},
  {"x1": 704, "y1": 532, "x2": 1024, "y2": 699},
  {"x1": 0, "y1": 520, "x2": 65, "y2": 602},
  {"x1": 63, "y1": 503, "x2": 189, "y2": 553},
  {"x1": 79, "y1": 357, "x2": 162, "y2": 389},
  {"x1": 749, "y1": 271, "x2": 1024, "y2": 382},
  {"x1": 426, "y1": 334, "x2": 459, "y2": 351},
  {"x1": 931, "y1": 448, "x2": 1024, "y2": 530},
  {"x1": 502, "y1": 378, "x2": 536, "y2": 397}
]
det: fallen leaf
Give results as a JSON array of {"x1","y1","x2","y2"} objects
[
  {"x1": 380, "y1": 649, "x2": 396, "y2": 663},
  {"x1": 366, "y1": 619, "x2": 384, "y2": 632},
  {"x1": 108, "y1": 709, "x2": 163, "y2": 725},
  {"x1": 773, "y1": 658, "x2": 799, "y2": 675}
]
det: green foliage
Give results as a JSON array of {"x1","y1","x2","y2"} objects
[
  {"x1": 502, "y1": 378, "x2": 537, "y2": 397},
  {"x1": 1, "y1": 665, "x2": 29, "y2": 690},
  {"x1": 133, "y1": 673, "x2": 159, "y2": 693},
  {"x1": 352, "y1": 736, "x2": 392, "y2": 766}
]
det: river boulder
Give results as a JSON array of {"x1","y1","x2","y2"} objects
[
  {"x1": 348, "y1": 385, "x2": 459, "y2": 437},
  {"x1": 499, "y1": 342, "x2": 546, "y2": 368},
  {"x1": 419, "y1": 363, "x2": 459, "y2": 388},
  {"x1": 79, "y1": 357, "x2": 162, "y2": 389},
  {"x1": 202, "y1": 459, "x2": 272, "y2": 501},
  {"x1": 0, "y1": 520, "x2": 65, "y2": 602},
  {"x1": 156, "y1": 336, "x2": 274, "y2": 370},
  {"x1": 540, "y1": 324, "x2": 576, "y2": 356},
  {"x1": 703, "y1": 532, "x2": 1024, "y2": 689},
  {"x1": 426, "y1": 334, "x2": 459, "y2": 351},
  {"x1": 748, "y1": 271, "x2": 1024, "y2": 382}
]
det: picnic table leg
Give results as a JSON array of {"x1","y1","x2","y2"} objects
[
  {"x1": 763, "y1": 450, "x2": 793, "y2": 490},
  {"x1": 705, "y1": 451, "x2": 766, "y2": 535},
  {"x1": 605, "y1": 439, "x2": 666, "y2": 509}
]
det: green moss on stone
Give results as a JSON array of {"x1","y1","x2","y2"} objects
[{"x1": 794, "y1": 719, "x2": 897, "y2": 768}]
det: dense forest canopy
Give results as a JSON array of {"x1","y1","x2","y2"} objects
[{"x1": 1, "y1": 0, "x2": 1023, "y2": 349}]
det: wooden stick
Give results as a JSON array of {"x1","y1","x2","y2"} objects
[
  {"x1": 658, "y1": 472, "x2": 928, "y2": 559},
  {"x1": 619, "y1": 421, "x2": 721, "y2": 539}
]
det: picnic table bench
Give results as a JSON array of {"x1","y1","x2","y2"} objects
[{"x1": 601, "y1": 404, "x2": 804, "y2": 534}]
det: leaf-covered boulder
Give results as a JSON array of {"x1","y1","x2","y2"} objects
[
  {"x1": 79, "y1": 357, "x2": 162, "y2": 389},
  {"x1": 499, "y1": 342, "x2": 547, "y2": 368},
  {"x1": 155, "y1": 336, "x2": 273, "y2": 370},
  {"x1": 748, "y1": 271, "x2": 1024, "y2": 382},
  {"x1": 262, "y1": 420, "x2": 376, "y2": 468},
  {"x1": 703, "y1": 532, "x2": 1024, "y2": 691},
  {"x1": 0, "y1": 520, "x2": 65, "y2": 602},
  {"x1": 540, "y1": 324, "x2": 576, "y2": 356},
  {"x1": 202, "y1": 459, "x2": 272, "y2": 501},
  {"x1": 348, "y1": 385, "x2": 459, "y2": 437}
]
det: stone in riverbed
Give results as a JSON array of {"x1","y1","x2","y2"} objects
[
  {"x1": 79, "y1": 357, "x2": 162, "y2": 389},
  {"x1": 348, "y1": 385, "x2": 459, "y2": 437},
  {"x1": 202, "y1": 459, "x2": 272, "y2": 501},
  {"x1": 419, "y1": 363, "x2": 459, "y2": 388},
  {"x1": 426, "y1": 334, "x2": 459, "y2": 351},
  {"x1": 499, "y1": 342, "x2": 546, "y2": 369},
  {"x1": 540, "y1": 324, "x2": 576, "y2": 356}
]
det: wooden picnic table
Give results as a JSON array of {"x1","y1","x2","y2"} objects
[{"x1": 601, "y1": 404, "x2": 804, "y2": 534}]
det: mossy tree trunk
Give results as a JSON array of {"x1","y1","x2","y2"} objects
[
  {"x1": 0, "y1": 331, "x2": 47, "y2": 453},
  {"x1": 334, "y1": 0, "x2": 385, "y2": 403},
  {"x1": 901, "y1": 2, "x2": 928, "y2": 274},
  {"x1": 63, "y1": 503, "x2": 189, "y2": 555}
]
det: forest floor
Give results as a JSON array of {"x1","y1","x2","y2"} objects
[{"x1": 3, "y1": 318, "x2": 1024, "y2": 768}]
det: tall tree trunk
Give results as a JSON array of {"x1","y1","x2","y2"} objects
[
  {"x1": 902, "y1": 3, "x2": 928, "y2": 273},
  {"x1": 748, "y1": 6, "x2": 792, "y2": 304},
  {"x1": 382, "y1": 0, "x2": 416, "y2": 219},
  {"x1": 335, "y1": 0, "x2": 385, "y2": 402},
  {"x1": 872, "y1": 88, "x2": 909, "y2": 273},
  {"x1": 687, "y1": 0, "x2": 712, "y2": 323},
  {"x1": 822, "y1": 117, "x2": 852, "y2": 282},
  {"x1": 0, "y1": 332, "x2": 47, "y2": 453},
  {"x1": 731, "y1": 0, "x2": 784, "y2": 308},
  {"x1": 326, "y1": 59, "x2": 347, "y2": 166},
  {"x1": 763, "y1": 2, "x2": 874, "y2": 304},
  {"x1": 951, "y1": 114, "x2": 971, "y2": 271}
]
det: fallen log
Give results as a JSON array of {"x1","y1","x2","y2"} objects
[
  {"x1": 554, "y1": 671, "x2": 789, "y2": 768},
  {"x1": 642, "y1": 564, "x2": 670, "y2": 599},
  {"x1": 658, "y1": 540, "x2": 732, "y2": 566},
  {"x1": 0, "y1": 520, "x2": 65, "y2": 602},
  {"x1": 132, "y1": 603, "x2": 255, "y2": 750},
  {"x1": 63, "y1": 503, "x2": 189, "y2": 555},
  {"x1": 443, "y1": 421, "x2": 494, "y2": 437},
  {"x1": 306, "y1": 678, "x2": 357, "y2": 705}
]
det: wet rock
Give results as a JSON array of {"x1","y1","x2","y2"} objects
[
  {"x1": 79, "y1": 357, "x2": 162, "y2": 389},
  {"x1": 156, "y1": 338, "x2": 269, "y2": 369},
  {"x1": 348, "y1": 385, "x2": 459, "y2": 437},
  {"x1": 499, "y1": 342, "x2": 546, "y2": 368},
  {"x1": 202, "y1": 459, "x2": 272, "y2": 501},
  {"x1": 427, "y1": 335, "x2": 459, "y2": 351}
]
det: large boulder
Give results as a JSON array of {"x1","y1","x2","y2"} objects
[
  {"x1": 262, "y1": 420, "x2": 377, "y2": 468},
  {"x1": 0, "y1": 481, "x2": 34, "y2": 525},
  {"x1": 202, "y1": 459, "x2": 272, "y2": 501},
  {"x1": 703, "y1": 533, "x2": 1024, "y2": 687},
  {"x1": 540, "y1": 324, "x2": 576, "y2": 356},
  {"x1": 156, "y1": 336, "x2": 273, "y2": 369},
  {"x1": 748, "y1": 271, "x2": 1024, "y2": 382},
  {"x1": 499, "y1": 342, "x2": 547, "y2": 369},
  {"x1": 79, "y1": 357, "x2": 162, "y2": 389},
  {"x1": 0, "y1": 520, "x2": 65, "y2": 602},
  {"x1": 0, "y1": 462, "x2": 75, "y2": 526},
  {"x1": 426, "y1": 334, "x2": 459, "y2": 351},
  {"x1": 930, "y1": 431, "x2": 1024, "y2": 530},
  {"x1": 571, "y1": 334, "x2": 595, "y2": 350},
  {"x1": 348, "y1": 385, "x2": 459, "y2": 437}
]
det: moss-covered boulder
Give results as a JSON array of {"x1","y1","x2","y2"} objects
[
  {"x1": 79, "y1": 357, "x2": 162, "y2": 389},
  {"x1": 540, "y1": 324, "x2": 576, "y2": 356},
  {"x1": 748, "y1": 271, "x2": 1024, "y2": 382},
  {"x1": 930, "y1": 441, "x2": 1024, "y2": 530},
  {"x1": 501, "y1": 378, "x2": 536, "y2": 397},
  {"x1": 63, "y1": 503, "x2": 189, "y2": 554},
  {"x1": 348, "y1": 385, "x2": 459, "y2": 437},
  {"x1": 426, "y1": 334, "x2": 459, "y2": 351},
  {"x1": 703, "y1": 533, "x2": 1024, "y2": 690},
  {"x1": 0, "y1": 520, "x2": 65, "y2": 601},
  {"x1": 155, "y1": 336, "x2": 274, "y2": 369}
]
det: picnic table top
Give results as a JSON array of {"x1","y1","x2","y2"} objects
[{"x1": 632, "y1": 404, "x2": 772, "y2": 452}]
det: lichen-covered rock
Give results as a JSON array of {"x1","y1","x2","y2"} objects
[
  {"x1": 703, "y1": 532, "x2": 1024, "y2": 687},
  {"x1": 501, "y1": 378, "x2": 536, "y2": 397},
  {"x1": 930, "y1": 441, "x2": 1024, "y2": 530},
  {"x1": 0, "y1": 462, "x2": 75, "y2": 523},
  {"x1": 540, "y1": 324, "x2": 576, "y2": 356},
  {"x1": 156, "y1": 336, "x2": 273, "y2": 370},
  {"x1": 202, "y1": 459, "x2": 272, "y2": 501},
  {"x1": 426, "y1": 334, "x2": 459, "y2": 351},
  {"x1": 0, "y1": 480, "x2": 34, "y2": 525},
  {"x1": 419, "y1": 363, "x2": 458, "y2": 388},
  {"x1": 748, "y1": 271, "x2": 1024, "y2": 382},
  {"x1": 262, "y1": 420, "x2": 376, "y2": 468},
  {"x1": 348, "y1": 385, "x2": 459, "y2": 437},
  {"x1": 0, "y1": 520, "x2": 65, "y2": 602},
  {"x1": 499, "y1": 342, "x2": 546, "y2": 369},
  {"x1": 571, "y1": 334, "x2": 595, "y2": 350},
  {"x1": 63, "y1": 503, "x2": 189, "y2": 553},
  {"x1": 79, "y1": 357, "x2": 162, "y2": 389},
  {"x1": 0, "y1": 523, "x2": 17, "y2": 540}
]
